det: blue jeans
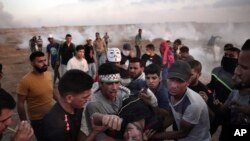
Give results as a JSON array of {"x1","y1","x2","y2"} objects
[{"x1": 31, "y1": 119, "x2": 44, "y2": 141}]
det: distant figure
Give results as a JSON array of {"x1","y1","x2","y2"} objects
[
  {"x1": 57, "y1": 34, "x2": 76, "y2": 76},
  {"x1": 173, "y1": 39, "x2": 182, "y2": 59},
  {"x1": 120, "y1": 43, "x2": 133, "y2": 70},
  {"x1": 29, "y1": 36, "x2": 37, "y2": 52},
  {"x1": 135, "y1": 28, "x2": 142, "y2": 58},
  {"x1": 94, "y1": 32, "x2": 107, "y2": 67},
  {"x1": 46, "y1": 34, "x2": 60, "y2": 85},
  {"x1": 178, "y1": 46, "x2": 194, "y2": 62},
  {"x1": 141, "y1": 43, "x2": 162, "y2": 67},
  {"x1": 207, "y1": 35, "x2": 222, "y2": 61},
  {"x1": 84, "y1": 37, "x2": 96, "y2": 79},
  {"x1": 103, "y1": 32, "x2": 110, "y2": 47},
  {"x1": 36, "y1": 36, "x2": 43, "y2": 52}
]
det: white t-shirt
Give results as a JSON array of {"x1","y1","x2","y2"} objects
[
  {"x1": 66, "y1": 57, "x2": 89, "y2": 72},
  {"x1": 169, "y1": 88, "x2": 211, "y2": 141}
]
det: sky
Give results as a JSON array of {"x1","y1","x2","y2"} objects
[{"x1": 1, "y1": 0, "x2": 250, "y2": 28}]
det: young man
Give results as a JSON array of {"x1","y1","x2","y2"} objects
[
  {"x1": 46, "y1": 34, "x2": 60, "y2": 84},
  {"x1": 135, "y1": 28, "x2": 142, "y2": 58},
  {"x1": 17, "y1": 51, "x2": 54, "y2": 141},
  {"x1": 94, "y1": 32, "x2": 107, "y2": 67},
  {"x1": 207, "y1": 45, "x2": 240, "y2": 134},
  {"x1": 0, "y1": 88, "x2": 33, "y2": 141},
  {"x1": 85, "y1": 63, "x2": 130, "y2": 140},
  {"x1": 84, "y1": 38, "x2": 96, "y2": 78},
  {"x1": 127, "y1": 58, "x2": 145, "y2": 94},
  {"x1": 43, "y1": 70, "x2": 99, "y2": 141},
  {"x1": 178, "y1": 46, "x2": 194, "y2": 62},
  {"x1": 143, "y1": 64, "x2": 169, "y2": 111},
  {"x1": 120, "y1": 43, "x2": 133, "y2": 70},
  {"x1": 213, "y1": 39, "x2": 250, "y2": 141},
  {"x1": 141, "y1": 44, "x2": 162, "y2": 67},
  {"x1": 36, "y1": 36, "x2": 43, "y2": 52},
  {"x1": 58, "y1": 34, "x2": 76, "y2": 75},
  {"x1": 66, "y1": 45, "x2": 88, "y2": 73},
  {"x1": 151, "y1": 60, "x2": 211, "y2": 141}
]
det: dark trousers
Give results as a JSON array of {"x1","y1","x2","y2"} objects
[
  {"x1": 31, "y1": 119, "x2": 44, "y2": 141},
  {"x1": 135, "y1": 45, "x2": 141, "y2": 58}
]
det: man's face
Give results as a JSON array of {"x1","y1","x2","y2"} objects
[
  {"x1": 129, "y1": 62, "x2": 143, "y2": 79},
  {"x1": 76, "y1": 49, "x2": 85, "y2": 59},
  {"x1": 224, "y1": 50, "x2": 239, "y2": 59},
  {"x1": 189, "y1": 69, "x2": 200, "y2": 86},
  {"x1": 123, "y1": 123, "x2": 143, "y2": 141},
  {"x1": 65, "y1": 36, "x2": 72, "y2": 43},
  {"x1": 167, "y1": 78, "x2": 189, "y2": 96},
  {"x1": 146, "y1": 74, "x2": 160, "y2": 90},
  {"x1": 32, "y1": 56, "x2": 48, "y2": 73},
  {"x1": 48, "y1": 38, "x2": 54, "y2": 43},
  {"x1": 96, "y1": 33, "x2": 100, "y2": 38},
  {"x1": 0, "y1": 109, "x2": 14, "y2": 133},
  {"x1": 70, "y1": 90, "x2": 91, "y2": 109},
  {"x1": 233, "y1": 51, "x2": 250, "y2": 88},
  {"x1": 146, "y1": 48, "x2": 154, "y2": 56},
  {"x1": 100, "y1": 82, "x2": 120, "y2": 101}
]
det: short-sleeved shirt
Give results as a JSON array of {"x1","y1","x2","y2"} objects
[
  {"x1": 224, "y1": 90, "x2": 250, "y2": 125},
  {"x1": 168, "y1": 88, "x2": 211, "y2": 141},
  {"x1": 47, "y1": 43, "x2": 60, "y2": 66},
  {"x1": 59, "y1": 42, "x2": 76, "y2": 65},
  {"x1": 66, "y1": 57, "x2": 89, "y2": 72},
  {"x1": 43, "y1": 103, "x2": 83, "y2": 141},
  {"x1": 17, "y1": 71, "x2": 54, "y2": 120}
]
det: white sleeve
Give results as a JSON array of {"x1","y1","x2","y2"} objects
[{"x1": 84, "y1": 59, "x2": 88, "y2": 72}]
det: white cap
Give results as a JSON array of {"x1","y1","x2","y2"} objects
[
  {"x1": 48, "y1": 34, "x2": 53, "y2": 38},
  {"x1": 86, "y1": 37, "x2": 92, "y2": 41},
  {"x1": 107, "y1": 48, "x2": 121, "y2": 63}
]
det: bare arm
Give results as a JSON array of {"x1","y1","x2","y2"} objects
[{"x1": 17, "y1": 95, "x2": 28, "y2": 121}]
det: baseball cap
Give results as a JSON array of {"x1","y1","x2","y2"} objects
[
  {"x1": 48, "y1": 34, "x2": 53, "y2": 39},
  {"x1": 123, "y1": 43, "x2": 131, "y2": 50},
  {"x1": 168, "y1": 60, "x2": 191, "y2": 81},
  {"x1": 86, "y1": 37, "x2": 92, "y2": 41}
]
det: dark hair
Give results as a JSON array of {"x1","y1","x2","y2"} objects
[
  {"x1": 129, "y1": 57, "x2": 144, "y2": 68},
  {"x1": 65, "y1": 34, "x2": 72, "y2": 38},
  {"x1": 76, "y1": 45, "x2": 85, "y2": 52},
  {"x1": 226, "y1": 47, "x2": 240, "y2": 53},
  {"x1": 0, "y1": 88, "x2": 16, "y2": 115},
  {"x1": 241, "y1": 39, "x2": 250, "y2": 51},
  {"x1": 180, "y1": 46, "x2": 189, "y2": 53},
  {"x1": 58, "y1": 70, "x2": 93, "y2": 97},
  {"x1": 224, "y1": 43, "x2": 234, "y2": 51},
  {"x1": 0, "y1": 63, "x2": 2, "y2": 73},
  {"x1": 174, "y1": 39, "x2": 182, "y2": 46},
  {"x1": 29, "y1": 51, "x2": 45, "y2": 62},
  {"x1": 98, "y1": 63, "x2": 120, "y2": 76},
  {"x1": 144, "y1": 64, "x2": 161, "y2": 76},
  {"x1": 188, "y1": 60, "x2": 202, "y2": 73},
  {"x1": 146, "y1": 44, "x2": 155, "y2": 50}
]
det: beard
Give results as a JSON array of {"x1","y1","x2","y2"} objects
[{"x1": 34, "y1": 65, "x2": 48, "y2": 73}]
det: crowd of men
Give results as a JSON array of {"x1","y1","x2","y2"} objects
[{"x1": 0, "y1": 29, "x2": 250, "y2": 141}]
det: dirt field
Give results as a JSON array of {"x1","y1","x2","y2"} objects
[{"x1": 0, "y1": 27, "x2": 220, "y2": 141}]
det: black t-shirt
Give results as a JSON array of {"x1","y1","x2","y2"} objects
[
  {"x1": 141, "y1": 54, "x2": 162, "y2": 67},
  {"x1": 120, "y1": 53, "x2": 131, "y2": 65},
  {"x1": 43, "y1": 103, "x2": 83, "y2": 141},
  {"x1": 59, "y1": 42, "x2": 75, "y2": 65},
  {"x1": 84, "y1": 44, "x2": 95, "y2": 63},
  {"x1": 189, "y1": 81, "x2": 213, "y2": 109}
]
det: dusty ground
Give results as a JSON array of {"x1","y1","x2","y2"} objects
[{"x1": 0, "y1": 27, "x2": 220, "y2": 141}]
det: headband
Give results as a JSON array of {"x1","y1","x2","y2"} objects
[{"x1": 99, "y1": 73, "x2": 121, "y2": 83}]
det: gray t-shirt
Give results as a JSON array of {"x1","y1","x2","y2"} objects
[
  {"x1": 84, "y1": 87, "x2": 130, "y2": 140},
  {"x1": 168, "y1": 88, "x2": 211, "y2": 141}
]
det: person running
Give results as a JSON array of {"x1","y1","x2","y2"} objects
[
  {"x1": 94, "y1": 32, "x2": 107, "y2": 67},
  {"x1": 135, "y1": 28, "x2": 142, "y2": 58}
]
